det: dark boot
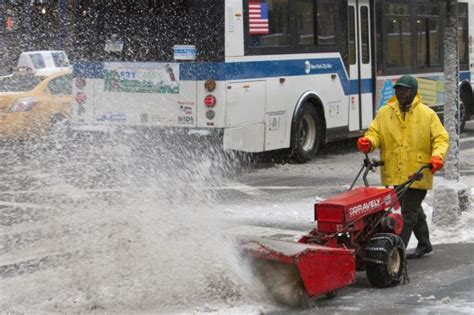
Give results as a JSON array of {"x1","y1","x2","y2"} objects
[{"x1": 407, "y1": 245, "x2": 433, "y2": 259}]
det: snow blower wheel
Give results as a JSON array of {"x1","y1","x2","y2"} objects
[
  {"x1": 364, "y1": 233, "x2": 406, "y2": 288},
  {"x1": 325, "y1": 290, "x2": 337, "y2": 299}
]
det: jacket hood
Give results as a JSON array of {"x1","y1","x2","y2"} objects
[{"x1": 387, "y1": 92, "x2": 422, "y2": 111}]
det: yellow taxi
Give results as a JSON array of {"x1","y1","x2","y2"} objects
[{"x1": 0, "y1": 69, "x2": 72, "y2": 142}]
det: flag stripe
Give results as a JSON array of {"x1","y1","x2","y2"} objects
[{"x1": 248, "y1": 1, "x2": 269, "y2": 35}]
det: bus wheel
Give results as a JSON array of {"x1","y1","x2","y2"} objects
[
  {"x1": 460, "y1": 101, "x2": 470, "y2": 133},
  {"x1": 291, "y1": 104, "x2": 323, "y2": 163}
]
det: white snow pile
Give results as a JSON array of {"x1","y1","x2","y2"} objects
[{"x1": 424, "y1": 186, "x2": 474, "y2": 248}]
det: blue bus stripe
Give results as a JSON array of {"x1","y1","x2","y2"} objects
[
  {"x1": 73, "y1": 58, "x2": 355, "y2": 95},
  {"x1": 74, "y1": 60, "x2": 470, "y2": 96},
  {"x1": 74, "y1": 62, "x2": 104, "y2": 79},
  {"x1": 180, "y1": 58, "x2": 352, "y2": 93},
  {"x1": 460, "y1": 71, "x2": 470, "y2": 81},
  {"x1": 351, "y1": 79, "x2": 373, "y2": 94}
]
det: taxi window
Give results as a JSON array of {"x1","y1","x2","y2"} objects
[
  {"x1": 30, "y1": 53, "x2": 46, "y2": 69},
  {"x1": 52, "y1": 52, "x2": 69, "y2": 67},
  {"x1": 0, "y1": 75, "x2": 44, "y2": 92},
  {"x1": 48, "y1": 75, "x2": 72, "y2": 95}
]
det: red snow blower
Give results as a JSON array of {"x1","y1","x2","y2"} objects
[{"x1": 232, "y1": 154, "x2": 431, "y2": 306}]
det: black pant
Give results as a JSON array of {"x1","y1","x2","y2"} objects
[{"x1": 397, "y1": 188, "x2": 432, "y2": 249}]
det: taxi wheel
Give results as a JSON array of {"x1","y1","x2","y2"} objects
[{"x1": 48, "y1": 114, "x2": 70, "y2": 148}]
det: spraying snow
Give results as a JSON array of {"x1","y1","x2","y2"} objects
[
  {"x1": 0, "y1": 134, "x2": 269, "y2": 313},
  {"x1": 1, "y1": 137, "x2": 473, "y2": 313}
]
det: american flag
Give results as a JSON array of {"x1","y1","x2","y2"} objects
[{"x1": 248, "y1": 1, "x2": 269, "y2": 35}]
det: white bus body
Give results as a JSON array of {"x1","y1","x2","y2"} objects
[{"x1": 72, "y1": 0, "x2": 472, "y2": 161}]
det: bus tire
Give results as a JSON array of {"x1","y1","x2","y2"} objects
[
  {"x1": 291, "y1": 104, "x2": 324, "y2": 163},
  {"x1": 460, "y1": 101, "x2": 470, "y2": 133}
]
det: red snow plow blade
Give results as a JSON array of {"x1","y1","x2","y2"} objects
[{"x1": 231, "y1": 226, "x2": 356, "y2": 297}]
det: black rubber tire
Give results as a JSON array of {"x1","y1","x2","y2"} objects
[
  {"x1": 459, "y1": 101, "x2": 467, "y2": 132},
  {"x1": 364, "y1": 233, "x2": 406, "y2": 288},
  {"x1": 325, "y1": 290, "x2": 337, "y2": 299},
  {"x1": 460, "y1": 101, "x2": 470, "y2": 133},
  {"x1": 460, "y1": 85, "x2": 472, "y2": 133},
  {"x1": 290, "y1": 103, "x2": 324, "y2": 163}
]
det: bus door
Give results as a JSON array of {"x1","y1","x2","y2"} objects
[{"x1": 348, "y1": 0, "x2": 373, "y2": 131}]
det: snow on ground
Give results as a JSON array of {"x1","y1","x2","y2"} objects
[
  {"x1": 0, "y1": 141, "x2": 280, "y2": 313},
  {"x1": 423, "y1": 186, "x2": 474, "y2": 248},
  {"x1": 1, "y1": 140, "x2": 473, "y2": 314}
]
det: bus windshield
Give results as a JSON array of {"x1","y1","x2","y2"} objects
[{"x1": 72, "y1": 0, "x2": 225, "y2": 63}]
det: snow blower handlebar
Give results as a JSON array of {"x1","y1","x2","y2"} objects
[
  {"x1": 365, "y1": 163, "x2": 432, "y2": 238},
  {"x1": 394, "y1": 164, "x2": 432, "y2": 194},
  {"x1": 349, "y1": 154, "x2": 384, "y2": 190},
  {"x1": 350, "y1": 154, "x2": 433, "y2": 192}
]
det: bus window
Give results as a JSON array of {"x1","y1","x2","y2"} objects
[
  {"x1": 360, "y1": 6, "x2": 370, "y2": 64},
  {"x1": 458, "y1": 3, "x2": 469, "y2": 70},
  {"x1": 72, "y1": 0, "x2": 224, "y2": 62},
  {"x1": 386, "y1": 18, "x2": 411, "y2": 70},
  {"x1": 348, "y1": 6, "x2": 356, "y2": 65},
  {"x1": 246, "y1": 0, "x2": 347, "y2": 57},
  {"x1": 416, "y1": 4, "x2": 441, "y2": 70},
  {"x1": 297, "y1": 0, "x2": 314, "y2": 45},
  {"x1": 295, "y1": 0, "x2": 341, "y2": 47},
  {"x1": 316, "y1": 0, "x2": 337, "y2": 46},
  {"x1": 416, "y1": 19, "x2": 440, "y2": 68},
  {"x1": 249, "y1": 0, "x2": 290, "y2": 48},
  {"x1": 384, "y1": 3, "x2": 411, "y2": 71}
]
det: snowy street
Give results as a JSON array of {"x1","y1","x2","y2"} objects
[
  {"x1": 1, "y1": 0, "x2": 473, "y2": 313},
  {"x1": 0, "y1": 123, "x2": 473, "y2": 314}
]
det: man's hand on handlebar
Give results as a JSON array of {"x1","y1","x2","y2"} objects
[
  {"x1": 357, "y1": 137, "x2": 372, "y2": 154},
  {"x1": 408, "y1": 164, "x2": 432, "y2": 181}
]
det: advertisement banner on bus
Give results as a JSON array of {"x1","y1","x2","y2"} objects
[
  {"x1": 376, "y1": 76, "x2": 445, "y2": 111},
  {"x1": 103, "y1": 62, "x2": 179, "y2": 94}
]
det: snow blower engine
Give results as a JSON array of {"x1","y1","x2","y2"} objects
[{"x1": 232, "y1": 154, "x2": 431, "y2": 306}]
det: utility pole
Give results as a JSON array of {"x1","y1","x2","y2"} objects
[
  {"x1": 433, "y1": 0, "x2": 471, "y2": 227},
  {"x1": 444, "y1": 0, "x2": 460, "y2": 180}
]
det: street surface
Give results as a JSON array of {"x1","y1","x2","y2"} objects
[{"x1": 0, "y1": 122, "x2": 473, "y2": 313}]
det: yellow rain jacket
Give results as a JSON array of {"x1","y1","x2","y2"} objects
[{"x1": 365, "y1": 93, "x2": 449, "y2": 190}]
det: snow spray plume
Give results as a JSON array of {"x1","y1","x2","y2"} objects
[{"x1": 0, "y1": 131, "x2": 254, "y2": 313}]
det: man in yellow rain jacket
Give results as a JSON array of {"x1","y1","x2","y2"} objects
[{"x1": 357, "y1": 75, "x2": 449, "y2": 259}]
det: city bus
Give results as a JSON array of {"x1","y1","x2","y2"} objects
[{"x1": 71, "y1": 0, "x2": 473, "y2": 162}]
